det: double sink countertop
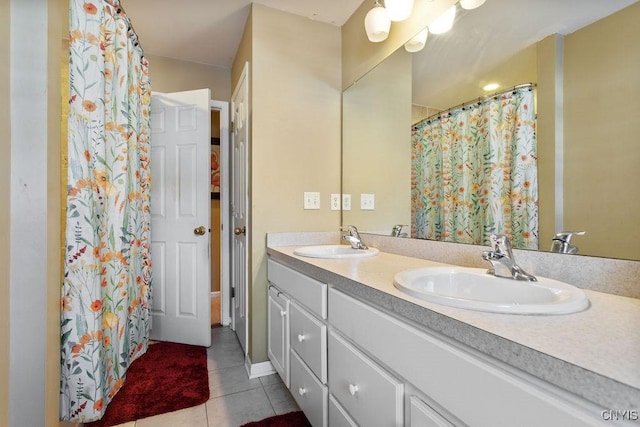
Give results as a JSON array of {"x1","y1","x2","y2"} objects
[{"x1": 267, "y1": 244, "x2": 640, "y2": 411}]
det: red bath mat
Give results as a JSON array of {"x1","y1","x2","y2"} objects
[{"x1": 86, "y1": 341, "x2": 209, "y2": 427}]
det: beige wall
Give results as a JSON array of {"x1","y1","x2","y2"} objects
[
  {"x1": 232, "y1": 8, "x2": 252, "y2": 92},
  {"x1": 342, "y1": 0, "x2": 457, "y2": 90},
  {"x1": 147, "y1": 54, "x2": 231, "y2": 101},
  {"x1": 0, "y1": 0, "x2": 10, "y2": 425},
  {"x1": 343, "y1": 48, "x2": 412, "y2": 233},
  {"x1": 237, "y1": 4, "x2": 342, "y2": 362},
  {"x1": 563, "y1": 2, "x2": 640, "y2": 259}
]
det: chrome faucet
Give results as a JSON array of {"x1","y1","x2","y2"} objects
[
  {"x1": 550, "y1": 231, "x2": 585, "y2": 254},
  {"x1": 482, "y1": 234, "x2": 537, "y2": 281},
  {"x1": 391, "y1": 224, "x2": 408, "y2": 238},
  {"x1": 341, "y1": 225, "x2": 368, "y2": 250}
]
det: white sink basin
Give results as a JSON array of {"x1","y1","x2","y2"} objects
[
  {"x1": 393, "y1": 266, "x2": 589, "y2": 315},
  {"x1": 293, "y1": 245, "x2": 379, "y2": 259}
]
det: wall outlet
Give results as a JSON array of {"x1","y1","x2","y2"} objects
[
  {"x1": 361, "y1": 193, "x2": 375, "y2": 210},
  {"x1": 303, "y1": 192, "x2": 320, "y2": 210},
  {"x1": 330, "y1": 194, "x2": 341, "y2": 211},
  {"x1": 342, "y1": 194, "x2": 351, "y2": 211}
]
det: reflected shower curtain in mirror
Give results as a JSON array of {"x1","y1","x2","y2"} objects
[
  {"x1": 411, "y1": 86, "x2": 538, "y2": 249},
  {"x1": 60, "y1": 0, "x2": 152, "y2": 422}
]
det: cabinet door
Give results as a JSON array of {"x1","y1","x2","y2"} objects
[
  {"x1": 409, "y1": 396, "x2": 454, "y2": 427},
  {"x1": 290, "y1": 301, "x2": 327, "y2": 383},
  {"x1": 290, "y1": 350, "x2": 328, "y2": 427},
  {"x1": 329, "y1": 394, "x2": 358, "y2": 427},
  {"x1": 328, "y1": 331, "x2": 404, "y2": 427},
  {"x1": 267, "y1": 286, "x2": 290, "y2": 386}
]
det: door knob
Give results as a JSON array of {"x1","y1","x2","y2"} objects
[
  {"x1": 234, "y1": 226, "x2": 246, "y2": 236},
  {"x1": 194, "y1": 226, "x2": 206, "y2": 236}
]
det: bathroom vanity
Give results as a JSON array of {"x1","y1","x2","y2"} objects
[{"x1": 266, "y1": 234, "x2": 640, "y2": 426}]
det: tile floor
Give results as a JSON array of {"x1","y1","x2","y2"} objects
[{"x1": 112, "y1": 326, "x2": 300, "y2": 427}]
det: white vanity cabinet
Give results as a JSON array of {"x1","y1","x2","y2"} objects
[
  {"x1": 267, "y1": 259, "x2": 329, "y2": 427},
  {"x1": 328, "y1": 287, "x2": 603, "y2": 427},
  {"x1": 268, "y1": 257, "x2": 604, "y2": 426}
]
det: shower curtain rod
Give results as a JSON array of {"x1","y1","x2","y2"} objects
[
  {"x1": 115, "y1": 2, "x2": 144, "y2": 53},
  {"x1": 419, "y1": 82, "x2": 536, "y2": 124}
]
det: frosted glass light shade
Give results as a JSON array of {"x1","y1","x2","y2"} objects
[
  {"x1": 365, "y1": 3, "x2": 391, "y2": 42},
  {"x1": 384, "y1": 0, "x2": 414, "y2": 22},
  {"x1": 460, "y1": 0, "x2": 487, "y2": 10},
  {"x1": 404, "y1": 28, "x2": 428, "y2": 52},
  {"x1": 428, "y1": 5, "x2": 456, "y2": 34}
]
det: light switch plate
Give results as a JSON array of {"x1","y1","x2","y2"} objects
[
  {"x1": 342, "y1": 194, "x2": 351, "y2": 211},
  {"x1": 361, "y1": 193, "x2": 375, "y2": 210},
  {"x1": 303, "y1": 192, "x2": 320, "y2": 210},
  {"x1": 330, "y1": 194, "x2": 341, "y2": 211}
]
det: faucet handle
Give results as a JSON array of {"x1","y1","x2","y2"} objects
[
  {"x1": 391, "y1": 224, "x2": 408, "y2": 237},
  {"x1": 489, "y1": 234, "x2": 513, "y2": 256},
  {"x1": 341, "y1": 225, "x2": 359, "y2": 236},
  {"x1": 553, "y1": 231, "x2": 586, "y2": 243},
  {"x1": 551, "y1": 231, "x2": 585, "y2": 254}
]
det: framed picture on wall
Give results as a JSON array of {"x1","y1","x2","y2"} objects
[{"x1": 211, "y1": 138, "x2": 220, "y2": 199}]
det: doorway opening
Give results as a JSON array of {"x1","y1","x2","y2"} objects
[{"x1": 210, "y1": 100, "x2": 231, "y2": 328}]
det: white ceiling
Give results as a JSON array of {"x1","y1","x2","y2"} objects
[
  {"x1": 123, "y1": 0, "x2": 637, "y2": 105},
  {"x1": 412, "y1": 0, "x2": 638, "y2": 108},
  {"x1": 123, "y1": 0, "x2": 363, "y2": 68}
]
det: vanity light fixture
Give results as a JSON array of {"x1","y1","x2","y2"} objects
[
  {"x1": 365, "y1": 0, "x2": 488, "y2": 48},
  {"x1": 365, "y1": 0, "x2": 391, "y2": 42},
  {"x1": 404, "y1": 28, "x2": 428, "y2": 52},
  {"x1": 460, "y1": 0, "x2": 487, "y2": 10},
  {"x1": 483, "y1": 82, "x2": 500, "y2": 91},
  {"x1": 385, "y1": 0, "x2": 414, "y2": 22},
  {"x1": 428, "y1": 4, "x2": 457, "y2": 34}
]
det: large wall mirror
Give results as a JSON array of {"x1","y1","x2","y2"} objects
[{"x1": 343, "y1": 0, "x2": 640, "y2": 261}]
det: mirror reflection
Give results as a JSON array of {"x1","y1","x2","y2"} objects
[{"x1": 343, "y1": 0, "x2": 640, "y2": 261}]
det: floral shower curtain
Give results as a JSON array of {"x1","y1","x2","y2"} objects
[
  {"x1": 411, "y1": 85, "x2": 538, "y2": 249},
  {"x1": 60, "y1": 0, "x2": 152, "y2": 422}
]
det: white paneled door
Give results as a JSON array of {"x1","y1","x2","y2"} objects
[
  {"x1": 231, "y1": 63, "x2": 249, "y2": 354},
  {"x1": 150, "y1": 89, "x2": 211, "y2": 346}
]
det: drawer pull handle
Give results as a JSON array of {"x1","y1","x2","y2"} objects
[
  {"x1": 298, "y1": 387, "x2": 307, "y2": 396},
  {"x1": 348, "y1": 384, "x2": 359, "y2": 396},
  {"x1": 280, "y1": 310, "x2": 286, "y2": 317},
  {"x1": 297, "y1": 334, "x2": 306, "y2": 343}
]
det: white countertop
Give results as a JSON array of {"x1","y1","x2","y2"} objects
[{"x1": 267, "y1": 245, "x2": 640, "y2": 410}]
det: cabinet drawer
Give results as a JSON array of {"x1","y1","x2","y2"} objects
[
  {"x1": 329, "y1": 394, "x2": 357, "y2": 427},
  {"x1": 268, "y1": 259, "x2": 327, "y2": 318},
  {"x1": 290, "y1": 350, "x2": 328, "y2": 427},
  {"x1": 409, "y1": 396, "x2": 454, "y2": 427},
  {"x1": 329, "y1": 288, "x2": 601, "y2": 427},
  {"x1": 328, "y1": 331, "x2": 404, "y2": 427},
  {"x1": 290, "y1": 301, "x2": 327, "y2": 383}
]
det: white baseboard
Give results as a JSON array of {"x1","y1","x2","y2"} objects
[{"x1": 245, "y1": 355, "x2": 276, "y2": 379}]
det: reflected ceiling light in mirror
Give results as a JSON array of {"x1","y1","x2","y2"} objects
[
  {"x1": 405, "y1": 28, "x2": 429, "y2": 52},
  {"x1": 460, "y1": 0, "x2": 487, "y2": 10},
  {"x1": 483, "y1": 82, "x2": 500, "y2": 91},
  {"x1": 365, "y1": 0, "x2": 391, "y2": 42},
  {"x1": 384, "y1": 0, "x2": 414, "y2": 22},
  {"x1": 428, "y1": 5, "x2": 457, "y2": 34}
]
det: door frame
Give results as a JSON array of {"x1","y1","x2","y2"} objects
[{"x1": 210, "y1": 99, "x2": 231, "y2": 326}]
